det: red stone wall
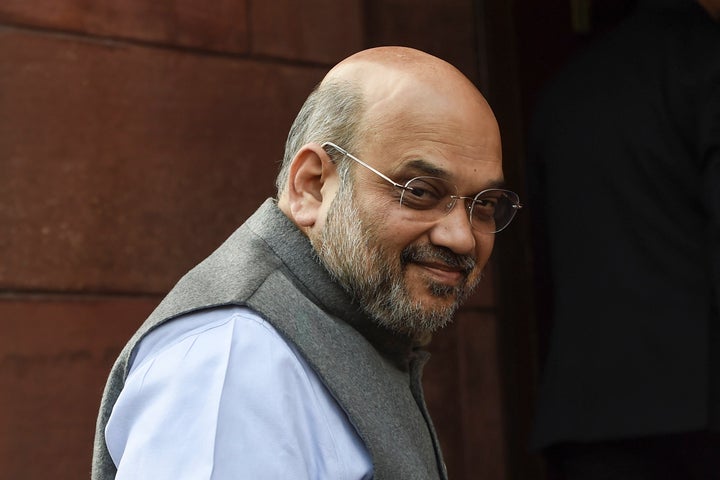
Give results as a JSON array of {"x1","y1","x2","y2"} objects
[{"x1": 0, "y1": 1, "x2": 515, "y2": 478}]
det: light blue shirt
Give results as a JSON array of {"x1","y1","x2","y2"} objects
[{"x1": 105, "y1": 306, "x2": 373, "y2": 479}]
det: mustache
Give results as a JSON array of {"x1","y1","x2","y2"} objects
[{"x1": 401, "y1": 244, "x2": 476, "y2": 276}]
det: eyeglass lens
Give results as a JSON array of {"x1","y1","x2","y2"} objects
[{"x1": 400, "y1": 177, "x2": 519, "y2": 233}]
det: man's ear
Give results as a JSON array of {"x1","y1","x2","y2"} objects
[{"x1": 283, "y1": 143, "x2": 337, "y2": 228}]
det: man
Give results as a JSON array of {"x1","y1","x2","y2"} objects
[
  {"x1": 92, "y1": 46, "x2": 521, "y2": 480},
  {"x1": 528, "y1": 1, "x2": 720, "y2": 478}
]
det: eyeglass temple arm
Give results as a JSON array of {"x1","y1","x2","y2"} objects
[{"x1": 321, "y1": 142, "x2": 410, "y2": 191}]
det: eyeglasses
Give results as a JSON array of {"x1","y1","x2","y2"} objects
[{"x1": 321, "y1": 142, "x2": 522, "y2": 234}]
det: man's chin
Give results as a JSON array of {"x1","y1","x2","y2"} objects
[
  {"x1": 408, "y1": 286, "x2": 462, "y2": 318},
  {"x1": 406, "y1": 270, "x2": 466, "y2": 304}
]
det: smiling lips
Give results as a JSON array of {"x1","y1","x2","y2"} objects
[
  {"x1": 414, "y1": 261, "x2": 467, "y2": 285},
  {"x1": 401, "y1": 244, "x2": 476, "y2": 286}
]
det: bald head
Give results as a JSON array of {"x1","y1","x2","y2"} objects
[
  {"x1": 276, "y1": 47, "x2": 499, "y2": 198},
  {"x1": 324, "y1": 46, "x2": 467, "y2": 83},
  {"x1": 327, "y1": 47, "x2": 497, "y2": 153},
  {"x1": 324, "y1": 46, "x2": 481, "y2": 101}
]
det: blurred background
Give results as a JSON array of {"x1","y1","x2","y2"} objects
[{"x1": 0, "y1": 0, "x2": 634, "y2": 478}]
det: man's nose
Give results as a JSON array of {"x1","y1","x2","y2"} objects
[{"x1": 428, "y1": 201, "x2": 477, "y2": 256}]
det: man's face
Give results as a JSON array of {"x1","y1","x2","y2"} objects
[
  {"x1": 300, "y1": 60, "x2": 505, "y2": 337},
  {"x1": 311, "y1": 132, "x2": 501, "y2": 336}
]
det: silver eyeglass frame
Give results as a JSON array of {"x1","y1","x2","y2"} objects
[{"x1": 320, "y1": 141, "x2": 522, "y2": 233}]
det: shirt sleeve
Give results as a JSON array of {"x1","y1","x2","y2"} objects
[{"x1": 105, "y1": 306, "x2": 372, "y2": 480}]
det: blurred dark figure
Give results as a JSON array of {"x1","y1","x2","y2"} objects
[{"x1": 528, "y1": 0, "x2": 720, "y2": 478}]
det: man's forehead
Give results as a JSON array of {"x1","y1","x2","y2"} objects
[
  {"x1": 364, "y1": 136, "x2": 503, "y2": 193},
  {"x1": 397, "y1": 156, "x2": 504, "y2": 185},
  {"x1": 362, "y1": 105, "x2": 502, "y2": 162}
]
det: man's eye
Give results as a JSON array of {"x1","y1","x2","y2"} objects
[
  {"x1": 409, "y1": 187, "x2": 430, "y2": 198},
  {"x1": 476, "y1": 198, "x2": 498, "y2": 208},
  {"x1": 401, "y1": 179, "x2": 446, "y2": 209}
]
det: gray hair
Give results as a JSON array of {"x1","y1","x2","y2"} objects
[{"x1": 276, "y1": 80, "x2": 366, "y2": 195}]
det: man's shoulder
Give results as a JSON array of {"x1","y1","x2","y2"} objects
[{"x1": 129, "y1": 306, "x2": 280, "y2": 373}]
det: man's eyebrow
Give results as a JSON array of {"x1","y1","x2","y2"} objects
[
  {"x1": 402, "y1": 158, "x2": 451, "y2": 178},
  {"x1": 403, "y1": 159, "x2": 507, "y2": 191},
  {"x1": 483, "y1": 178, "x2": 507, "y2": 190}
]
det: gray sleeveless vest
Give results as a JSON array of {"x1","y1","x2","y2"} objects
[{"x1": 92, "y1": 199, "x2": 447, "y2": 480}]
